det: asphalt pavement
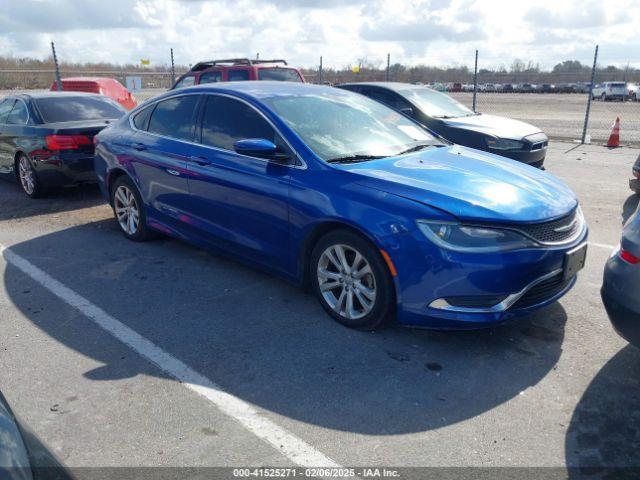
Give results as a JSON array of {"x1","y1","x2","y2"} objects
[{"x1": 0, "y1": 142, "x2": 639, "y2": 478}]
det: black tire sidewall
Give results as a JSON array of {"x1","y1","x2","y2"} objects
[
  {"x1": 111, "y1": 176, "x2": 151, "y2": 241},
  {"x1": 310, "y1": 229, "x2": 395, "y2": 330}
]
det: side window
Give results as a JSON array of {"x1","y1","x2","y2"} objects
[
  {"x1": 7, "y1": 101, "x2": 29, "y2": 125},
  {"x1": 200, "y1": 71, "x2": 222, "y2": 84},
  {"x1": 0, "y1": 99, "x2": 16, "y2": 124},
  {"x1": 362, "y1": 88, "x2": 411, "y2": 112},
  {"x1": 132, "y1": 104, "x2": 153, "y2": 130},
  {"x1": 200, "y1": 95, "x2": 276, "y2": 152},
  {"x1": 228, "y1": 69, "x2": 250, "y2": 81},
  {"x1": 174, "y1": 75, "x2": 195, "y2": 89},
  {"x1": 147, "y1": 95, "x2": 200, "y2": 141}
]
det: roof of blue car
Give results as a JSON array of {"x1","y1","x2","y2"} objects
[{"x1": 183, "y1": 81, "x2": 346, "y2": 99}]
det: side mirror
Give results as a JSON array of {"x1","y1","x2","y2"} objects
[{"x1": 233, "y1": 138, "x2": 291, "y2": 163}]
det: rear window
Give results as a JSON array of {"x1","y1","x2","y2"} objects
[
  {"x1": 257, "y1": 68, "x2": 302, "y2": 82},
  {"x1": 35, "y1": 96, "x2": 125, "y2": 123},
  {"x1": 228, "y1": 69, "x2": 250, "y2": 81}
]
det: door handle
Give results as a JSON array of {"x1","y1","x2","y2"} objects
[
  {"x1": 166, "y1": 169, "x2": 180, "y2": 176},
  {"x1": 189, "y1": 155, "x2": 212, "y2": 166},
  {"x1": 132, "y1": 142, "x2": 147, "y2": 151}
]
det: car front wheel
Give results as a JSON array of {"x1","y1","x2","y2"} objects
[
  {"x1": 111, "y1": 176, "x2": 153, "y2": 241},
  {"x1": 310, "y1": 230, "x2": 395, "y2": 330}
]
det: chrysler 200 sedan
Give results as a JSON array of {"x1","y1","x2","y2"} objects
[{"x1": 94, "y1": 82, "x2": 588, "y2": 330}]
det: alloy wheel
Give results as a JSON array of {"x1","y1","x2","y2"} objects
[
  {"x1": 317, "y1": 244, "x2": 376, "y2": 320},
  {"x1": 18, "y1": 156, "x2": 35, "y2": 195},
  {"x1": 114, "y1": 185, "x2": 140, "y2": 235}
]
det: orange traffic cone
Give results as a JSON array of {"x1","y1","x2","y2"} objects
[{"x1": 607, "y1": 117, "x2": 620, "y2": 147}]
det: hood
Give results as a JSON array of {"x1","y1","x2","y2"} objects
[
  {"x1": 339, "y1": 145, "x2": 577, "y2": 223},
  {"x1": 441, "y1": 113, "x2": 541, "y2": 140}
]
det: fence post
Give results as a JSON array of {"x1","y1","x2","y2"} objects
[
  {"x1": 581, "y1": 45, "x2": 599, "y2": 144},
  {"x1": 386, "y1": 53, "x2": 390, "y2": 81},
  {"x1": 51, "y1": 41, "x2": 62, "y2": 91},
  {"x1": 170, "y1": 48, "x2": 175, "y2": 86},
  {"x1": 319, "y1": 56, "x2": 323, "y2": 85},
  {"x1": 472, "y1": 49, "x2": 478, "y2": 112}
]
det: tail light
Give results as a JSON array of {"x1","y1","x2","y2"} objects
[
  {"x1": 619, "y1": 248, "x2": 640, "y2": 264},
  {"x1": 45, "y1": 134, "x2": 92, "y2": 151}
]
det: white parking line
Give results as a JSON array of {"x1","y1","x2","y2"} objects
[
  {"x1": 0, "y1": 243, "x2": 341, "y2": 469},
  {"x1": 589, "y1": 241, "x2": 617, "y2": 250}
]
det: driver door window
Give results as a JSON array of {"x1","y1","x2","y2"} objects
[{"x1": 200, "y1": 95, "x2": 279, "y2": 153}]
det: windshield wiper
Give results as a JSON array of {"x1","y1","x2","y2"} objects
[
  {"x1": 326, "y1": 154, "x2": 387, "y2": 164},
  {"x1": 397, "y1": 143, "x2": 440, "y2": 155}
]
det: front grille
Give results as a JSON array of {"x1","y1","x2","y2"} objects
[
  {"x1": 511, "y1": 209, "x2": 582, "y2": 244},
  {"x1": 512, "y1": 273, "x2": 573, "y2": 309}
]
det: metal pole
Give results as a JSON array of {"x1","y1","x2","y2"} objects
[
  {"x1": 319, "y1": 56, "x2": 323, "y2": 85},
  {"x1": 581, "y1": 45, "x2": 599, "y2": 144},
  {"x1": 170, "y1": 48, "x2": 175, "y2": 86},
  {"x1": 386, "y1": 53, "x2": 390, "y2": 81},
  {"x1": 51, "y1": 41, "x2": 62, "y2": 91},
  {"x1": 472, "y1": 49, "x2": 478, "y2": 112}
]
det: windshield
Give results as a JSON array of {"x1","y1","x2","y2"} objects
[
  {"x1": 402, "y1": 88, "x2": 475, "y2": 119},
  {"x1": 258, "y1": 68, "x2": 302, "y2": 82},
  {"x1": 35, "y1": 96, "x2": 125, "y2": 123},
  {"x1": 261, "y1": 90, "x2": 440, "y2": 162}
]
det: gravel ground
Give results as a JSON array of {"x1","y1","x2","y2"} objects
[{"x1": 0, "y1": 142, "x2": 639, "y2": 479}]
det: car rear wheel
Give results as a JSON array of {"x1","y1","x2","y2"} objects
[
  {"x1": 17, "y1": 154, "x2": 42, "y2": 198},
  {"x1": 111, "y1": 176, "x2": 153, "y2": 241},
  {"x1": 310, "y1": 230, "x2": 395, "y2": 330}
]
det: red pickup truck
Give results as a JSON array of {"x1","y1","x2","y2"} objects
[{"x1": 171, "y1": 58, "x2": 306, "y2": 89}]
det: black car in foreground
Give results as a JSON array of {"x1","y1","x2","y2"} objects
[
  {"x1": 0, "y1": 390, "x2": 73, "y2": 480},
  {"x1": 602, "y1": 205, "x2": 640, "y2": 347},
  {"x1": 337, "y1": 82, "x2": 548, "y2": 168},
  {"x1": 0, "y1": 92, "x2": 126, "y2": 197}
]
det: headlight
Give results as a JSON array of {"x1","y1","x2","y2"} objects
[
  {"x1": 417, "y1": 220, "x2": 536, "y2": 252},
  {"x1": 486, "y1": 137, "x2": 525, "y2": 150}
]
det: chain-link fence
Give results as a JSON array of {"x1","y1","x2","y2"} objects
[{"x1": 2, "y1": 46, "x2": 639, "y2": 146}]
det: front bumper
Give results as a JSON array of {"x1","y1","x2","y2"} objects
[{"x1": 393, "y1": 230, "x2": 588, "y2": 330}]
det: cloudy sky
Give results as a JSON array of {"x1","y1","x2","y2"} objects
[{"x1": 0, "y1": 0, "x2": 638, "y2": 70}]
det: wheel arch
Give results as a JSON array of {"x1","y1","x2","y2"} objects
[
  {"x1": 105, "y1": 167, "x2": 131, "y2": 204},
  {"x1": 297, "y1": 220, "x2": 390, "y2": 288}
]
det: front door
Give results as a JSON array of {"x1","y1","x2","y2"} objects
[{"x1": 185, "y1": 94, "x2": 292, "y2": 274}]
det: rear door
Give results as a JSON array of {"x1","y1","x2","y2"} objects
[
  {"x1": 127, "y1": 94, "x2": 200, "y2": 230},
  {"x1": 185, "y1": 94, "x2": 292, "y2": 273},
  {"x1": 0, "y1": 98, "x2": 16, "y2": 174}
]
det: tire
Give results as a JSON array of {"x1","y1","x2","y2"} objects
[
  {"x1": 110, "y1": 175, "x2": 153, "y2": 241},
  {"x1": 310, "y1": 229, "x2": 395, "y2": 330},
  {"x1": 16, "y1": 153, "x2": 43, "y2": 198}
]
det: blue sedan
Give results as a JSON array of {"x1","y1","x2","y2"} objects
[{"x1": 94, "y1": 82, "x2": 588, "y2": 330}]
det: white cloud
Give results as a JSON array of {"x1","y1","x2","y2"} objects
[{"x1": 0, "y1": 0, "x2": 638, "y2": 69}]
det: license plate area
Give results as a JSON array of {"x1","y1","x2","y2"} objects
[{"x1": 564, "y1": 243, "x2": 587, "y2": 280}]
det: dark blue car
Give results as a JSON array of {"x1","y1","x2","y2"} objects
[{"x1": 94, "y1": 82, "x2": 588, "y2": 330}]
